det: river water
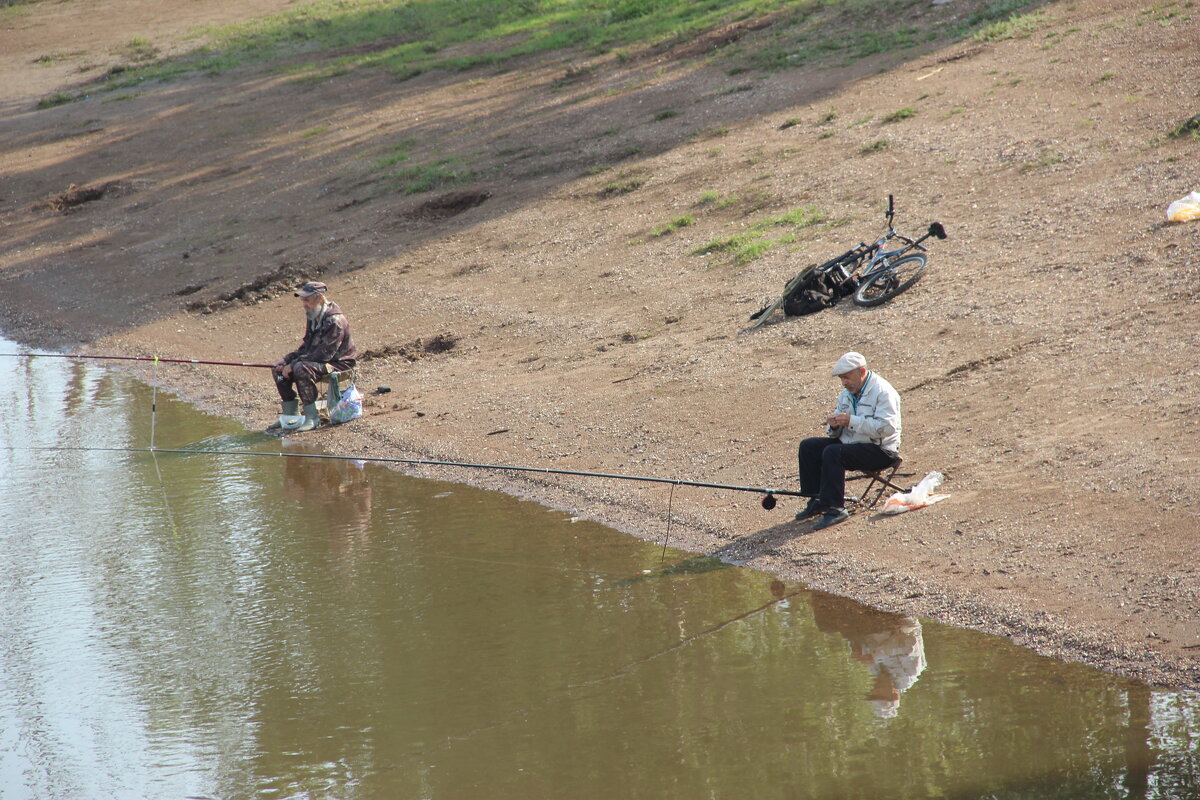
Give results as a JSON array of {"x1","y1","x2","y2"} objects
[{"x1": 1, "y1": 340, "x2": 1198, "y2": 800}]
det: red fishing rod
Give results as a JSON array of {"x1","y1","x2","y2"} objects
[{"x1": 0, "y1": 352, "x2": 273, "y2": 368}]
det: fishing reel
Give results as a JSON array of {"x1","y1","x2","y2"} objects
[{"x1": 761, "y1": 493, "x2": 777, "y2": 511}]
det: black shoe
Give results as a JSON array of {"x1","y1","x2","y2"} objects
[
  {"x1": 812, "y1": 508, "x2": 850, "y2": 531},
  {"x1": 794, "y1": 498, "x2": 828, "y2": 521}
]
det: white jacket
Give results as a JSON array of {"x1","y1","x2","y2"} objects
[{"x1": 827, "y1": 371, "x2": 902, "y2": 455}]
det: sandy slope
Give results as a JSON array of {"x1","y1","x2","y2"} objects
[{"x1": 1, "y1": 0, "x2": 1197, "y2": 687}]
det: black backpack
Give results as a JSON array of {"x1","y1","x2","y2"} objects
[{"x1": 783, "y1": 269, "x2": 854, "y2": 316}]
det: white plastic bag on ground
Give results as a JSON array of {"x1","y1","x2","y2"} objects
[
  {"x1": 1167, "y1": 191, "x2": 1200, "y2": 223},
  {"x1": 881, "y1": 471, "x2": 950, "y2": 515},
  {"x1": 330, "y1": 385, "x2": 363, "y2": 424}
]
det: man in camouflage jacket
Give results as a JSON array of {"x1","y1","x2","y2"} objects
[{"x1": 269, "y1": 281, "x2": 358, "y2": 431}]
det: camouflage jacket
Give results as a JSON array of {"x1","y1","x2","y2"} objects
[{"x1": 283, "y1": 300, "x2": 358, "y2": 366}]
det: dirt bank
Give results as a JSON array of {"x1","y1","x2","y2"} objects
[{"x1": 2, "y1": 0, "x2": 1197, "y2": 688}]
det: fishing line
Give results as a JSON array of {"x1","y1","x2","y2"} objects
[
  {"x1": 0, "y1": 352, "x2": 273, "y2": 368},
  {"x1": 150, "y1": 355, "x2": 159, "y2": 450},
  {"x1": 146, "y1": 355, "x2": 181, "y2": 537},
  {"x1": 660, "y1": 482, "x2": 677, "y2": 564},
  {"x1": 5, "y1": 445, "x2": 802, "y2": 508}
]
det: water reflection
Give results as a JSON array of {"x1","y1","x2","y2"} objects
[
  {"x1": 811, "y1": 592, "x2": 926, "y2": 718},
  {"x1": 2, "y1": 340, "x2": 1200, "y2": 800},
  {"x1": 281, "y1": 441, "x2": 374, "y2": 569}
]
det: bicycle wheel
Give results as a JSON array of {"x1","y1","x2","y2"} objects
[{"x1": 852, "y1": 253, "x2": 927, "y2": 307}]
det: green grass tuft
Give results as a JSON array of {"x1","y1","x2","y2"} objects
[
  {"x1": 881, "y1": 106, "x2": 916, "y2": 124},
  {"x1": 691, "y1": 204, "x2": 826, "y2": 267},
  {"x1": 37, "y1": 91, "x2": 81, "y2": 109},
  {"x1": 650, "y1": 215, "x2": 695, "y2": 237},
  {"x1": 974, "y1": 10, "x2": 1044, "y2": 41}
]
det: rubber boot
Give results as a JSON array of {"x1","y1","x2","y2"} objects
[
  {"x1": 266, "y1": 400, "x2": 299, "y2": 430},
  {"x1": 294, "y1": 402, "x2": 321, "y2": 432}
]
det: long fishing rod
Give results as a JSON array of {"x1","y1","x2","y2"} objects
[
  {"x1": 0, "y1": 352, "x2": 273, "y2": 368},
  {"x1": 18, "y1": 445, "x2": 802, "y2": 509}
]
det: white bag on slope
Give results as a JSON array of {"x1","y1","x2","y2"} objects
[
  {"x1": 1167, "y1": 191, "x2": 1200, "y2": 223},
  {"x1": 881, "y1": 471, "x2": 950, "y2": 515}
]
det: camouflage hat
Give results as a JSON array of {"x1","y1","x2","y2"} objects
[{"x1": 294, "y1": 281, "x2": 327, "y2": 298}]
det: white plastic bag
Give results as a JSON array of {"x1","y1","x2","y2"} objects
[
  {"x1": 881, "y1": 471, "x2": 950, "y2": 515},
  {"x1": 330, "y1": 384, "x2": 363, "y2": 424},
  {"x1": 1166, "y1": 191, "x2": 1200, "y2": 223}
]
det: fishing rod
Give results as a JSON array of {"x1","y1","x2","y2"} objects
[
  {"x1": 0, "y1": 352, "x2": 273, "y2": 368},
  {"x1": 18, "y1": 445, "x2": 803, "y2": 509}
]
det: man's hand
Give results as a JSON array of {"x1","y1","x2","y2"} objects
[
  {"x1": 827, "y1": 412, "x2": 851, "y2": 428},
  {"x1": 272, "y1": 358, "x2": 292, "y2": 378}
]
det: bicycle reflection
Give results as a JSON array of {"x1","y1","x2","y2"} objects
[{"x1": 810, "y1": 592, "x2": 926, "y2": 719}]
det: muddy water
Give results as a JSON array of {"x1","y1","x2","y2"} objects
[{"x1": 1, "y1": 344, "x2": 1198, "y2": 800}]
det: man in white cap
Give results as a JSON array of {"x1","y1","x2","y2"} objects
[
  {"x1": 267, "y1": 281, "x2": 358, "y2": 432},
  {"x1": 796, "y1": 351, "x2": 901, "y2": 529}
]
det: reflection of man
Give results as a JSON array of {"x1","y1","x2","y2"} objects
[
  {"x1": 268, "y1": 281, "x2": 358, "y2": 432},
  {"x1": 282, "y1": 442, "x2": 374, "y2": 564},
  {"x1": 854, "y1": 617, "x2": 925, "y2": 719},
  {"x1": 810, "y1": 593, "x2": 926, "y2": 719},
  {"x1": 796, "y1": 351, "x2": 901, "y2": 530}
]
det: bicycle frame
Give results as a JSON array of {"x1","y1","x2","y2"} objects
[{"x1": 823, "y1": 198, "x2": 946, "y2": 291}]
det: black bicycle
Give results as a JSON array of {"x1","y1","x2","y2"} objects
[{"x1": 748, "y1": 196, "x2": 946, "y2": 329}]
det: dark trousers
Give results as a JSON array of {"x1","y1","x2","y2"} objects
[
  {"x1": 273, "y1": 359, "x2": 353, "y2": 406},
  {"x1": 798, "y1": 437, "x2": 895, "y2": 509}
]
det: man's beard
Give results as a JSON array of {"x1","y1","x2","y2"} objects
[{"x1": 305, "y1": 301, "x2": 326, "y2": 322}]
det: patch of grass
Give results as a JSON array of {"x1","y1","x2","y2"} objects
[
  {"x1": 116, "y1": 37, "x2": 161, "y2": 63},
  {"x1": 695, "y1": 188, "x2": 774, "y2": 213},
  {"x1": 375, "y1": 137, "x2": 420, "y2": 170},
  {"x1": 65, "y1": 0, "x2": 1057, "y2": 136},
  {"x1": 859, "y1": 139, "x2": 889, "y2": 154},
  {"x1": 696, "y1": 125, "x2": 731, "y2": 140},
  {"x1": 302, "y1": 124, "x2": 330, "y2": 138},
  {"x1": 0, "y1": 1, "x2": 38, "y2": 22},
  {"x1": 36, "y1": 92, "x2": 81, "y2": 109},
  {"x1": 881, "y1": 106, "x2": 916, "y2": 124},
  {"x1": 817, "y1": 110, "x2": 837, "y2": 125},
  {"x1": 33, "y1": 50, "x2": 84, "y2": 65},
  {"x1": 691, "y1": 204, "x2": 826, "y2": 267},
  {"x1": 81, "y1": 0, "x2": 1051, "y2": 103},
  {"x1": 595, "y1": 173, "x2": 647, "y2": 199},
  {"x1": 974, "y1": 10, "x2": 1044, "y2": 41},
  {"x1": 88, "y1": 0, "x2": 820, "y2": 90},
  {"x1": 650, "y1": 215, "x2": 695, "y2": 237},
  {"x1": 1019, "y1": 152, "x2": 1064, "y2": 172},
  {"x1": 1094, "y1": 71, "x2": 1115, "y2": 84},
  {"x1": 942, "y1": 106, "x2": 966, "y2": 119},
  {"x1": 388, "y1": 158, "x2": 476, "y2": 194},
  {"x1": 778, "y1": 117, "x2": 804, "y2": 130},
  {"x1": 1167, "y1": 114, "x2": 1200, "y2": 139},
  {"x1": 653, "y1": 109, "x2": 678, "y2": 121}
]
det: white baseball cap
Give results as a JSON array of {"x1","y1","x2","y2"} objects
[{"x1": 833, "y1": 351, "x2": 867, "y2": 375}]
